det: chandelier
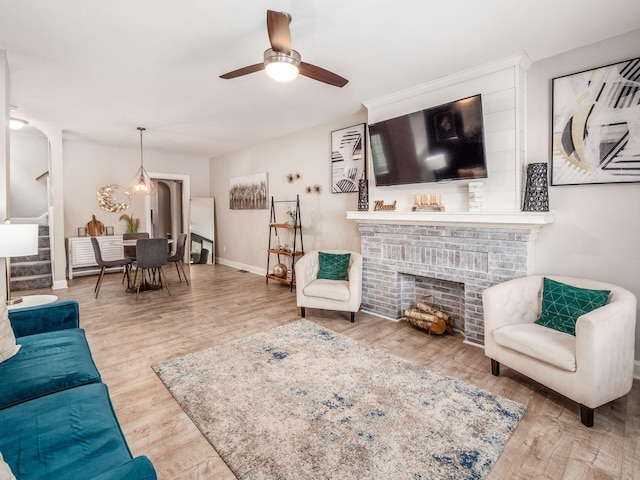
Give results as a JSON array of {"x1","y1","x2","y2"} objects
[{"x1": 128, "y1": 127, "x2": 156, "y2": 195}]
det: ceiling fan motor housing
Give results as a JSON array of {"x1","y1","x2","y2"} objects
[{"x1": 264, "y1": 48, "x2": 301, "y2": 67}]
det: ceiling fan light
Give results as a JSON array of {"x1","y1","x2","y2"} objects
[
  {"x1": 264, "y1": 49, "x2": 300, "y2": 82},
  {"x1": 9, "y1": 118, "x2": 28, "y2": 130}
]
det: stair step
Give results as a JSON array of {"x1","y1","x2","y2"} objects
[
  {"x1": 11, "y1": 248, "x2": 51, "y2": 263},
  {"x1": 11, "y1": 260, "x2": 52, "y2": 277},
  {"x1": 11, "y1": 274, "x2": 53, "y2": 291},
  {"x1": 38, "y1": 236, "x2": 50, "y2": 248},
  {"x1": 8, "y1": 225, "x2": 52, "y2": 292}
]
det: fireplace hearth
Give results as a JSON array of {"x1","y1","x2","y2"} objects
[{"x1": 350, "y1": 212, "x2": 553, "y2": 345}]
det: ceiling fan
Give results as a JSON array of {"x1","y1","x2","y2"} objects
[{"x1": 219, "y1": 10, "x2": 348, "y2": 88}]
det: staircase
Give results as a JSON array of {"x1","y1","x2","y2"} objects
[{"x1": 10, "y1": 225, "x2": 53, "y2": 292}]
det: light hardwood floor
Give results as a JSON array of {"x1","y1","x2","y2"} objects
[{"x1": 19, "y1": 264, "x2": 639, "y2": 479}]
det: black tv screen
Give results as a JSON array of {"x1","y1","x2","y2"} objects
[{"x1": 369, "y1": 94, "x2": 488, "y2": 186}]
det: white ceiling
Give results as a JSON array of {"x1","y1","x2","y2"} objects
[{"x1": 1, "y1": 0, "x2": 639, "y2": 158}]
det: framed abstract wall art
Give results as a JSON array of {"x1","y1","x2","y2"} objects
[
  {"x1": 229, "y1": 172, "x2": 268, "y2": 209},
  {"x1": 331, "y1": 123, "x2": 366, "y2": 193},
  {"x1": 551, "y1": 57, "x2": 640, "y2": 186}
]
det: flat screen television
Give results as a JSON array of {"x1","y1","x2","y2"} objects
[{"x1": 369, "y1": 94, "x2": 488, "y2": 186}]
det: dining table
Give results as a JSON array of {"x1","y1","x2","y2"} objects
[{"x1": 113, "y1": 239, "x2": 174, "y2": 248}]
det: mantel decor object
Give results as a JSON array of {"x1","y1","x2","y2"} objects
[
  {"x1": 412, "y1": 194, "x2": 445, "y2": 212},
  {"x1": 357, "y1": 178, "x2": 369, "y2": 211},
  {"x1": 373, "y1": 200, "x2": 397, "y2": 211},
  {"x1": 522, "y1": 163, "x2": 549, "y2": 212},
  {"x1": 468, "y1": 183, "x2": 483, "y2": 212}
]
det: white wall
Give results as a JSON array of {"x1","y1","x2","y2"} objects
[
  {"x1": 210, "y1": 30, "x2": 640, "y2": 361},
  {"x1": 63, "y1": 141, "x2": 210, "y2": 238},
  {"x1": 365, "y1": 54, "x2": 529, "y2": 212},
  {"x1": 210, "y1": 112, "x2": 366, "y2": 274},
  {"x1": 10, "y1": 129, "x2": 48, "y2": 218},
  {"x1": 1, "y1": 50, "x2": 9, "y2": 298},
  {"x1": 528, "y1": 29, "x2": 640, "y2": 360}
]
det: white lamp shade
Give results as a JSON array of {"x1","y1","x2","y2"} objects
[{"x1": 0, "y1": 224, "x2": 39, "y2": 257}]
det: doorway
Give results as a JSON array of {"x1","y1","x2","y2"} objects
[{"x1": 145, "y1": 173, "x2": 190, "y2": 260}]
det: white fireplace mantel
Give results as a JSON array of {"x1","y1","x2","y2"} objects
[{"x1": 346, "y1": 210, "x2": 555, "y2": 229}]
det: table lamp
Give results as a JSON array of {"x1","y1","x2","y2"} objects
[{"x1": 0, "y1": 223, "x2": 39, "y2": 305}]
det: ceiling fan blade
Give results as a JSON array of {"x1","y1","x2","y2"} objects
[
  {"x1": 219, "y1": 63, "x2": 265, "y2": 80},
  {"x1": 267, "y1": 10, "x2": 292, "y2": 54},
  {"x1": 299, "y1": 62, "x2": 349, "y2": 88}
]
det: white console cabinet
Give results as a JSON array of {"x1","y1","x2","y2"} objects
[{"x1": 67, "y1": 235, "x2": 125, "y2": 279}]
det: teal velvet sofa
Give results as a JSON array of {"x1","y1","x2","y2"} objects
[{"x1": 1, "y1": 301, "x2": 156, "y2": 480}]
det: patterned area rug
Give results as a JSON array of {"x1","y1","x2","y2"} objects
[{"x1": 153, "y1": 320, "x2": 525, "y2": 480}]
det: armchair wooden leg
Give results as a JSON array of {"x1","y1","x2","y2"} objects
[
  {"x1": 580, "y1": 404, "x2": 594, "y2": 427},
  {"x1": 491, "y1": 359, "x2": 500, "y2": 376},
  {"x1": 300, "y1": 307, "x2": 305, "y2": 318},
  {"x1": 350, "y1": 312, "x2": 355, "y2": 323}
]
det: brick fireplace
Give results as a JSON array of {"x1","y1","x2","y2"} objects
[{"x1": 348, "y1": 211, "x2": 554, "y2": 345}]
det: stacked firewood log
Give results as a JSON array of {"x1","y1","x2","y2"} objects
[{"x1": 404, "y1": 296, "x2": 454, "y2": 335}]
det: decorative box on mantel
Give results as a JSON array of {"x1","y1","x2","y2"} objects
[{"x1": 346, "y1": 210, "x2": 555, "y2": 347}]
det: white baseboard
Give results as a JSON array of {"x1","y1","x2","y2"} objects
[
  {"x1": 51, "y1": 280, "x2": 68, "y2": 290},
  {"x1": 360, "y1": 309, "x2": 400, "y2": 322},
  {"x1": 463, "y1": 339, "x2": 484, "y2": 349},
  {"x1": 635, "y1": 361, "x2": 640, "y2": 381},
  {"x1": 215, "y1": 257, "x2": 265, "y2": 277}
]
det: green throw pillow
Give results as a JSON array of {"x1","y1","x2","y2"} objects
[
  {"x1": 535, "y1": 277, "x2": 610, "y2": 336},
  {"x1": 317, "y1": 252, "x2": 351, "y2": 281}
]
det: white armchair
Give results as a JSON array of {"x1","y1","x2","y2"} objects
[
  {"x1": 483, "y1": 275, "x2": 636, "y2": 427},
  {"x1": 295, "y1": 250, "x2": 362, "y2": 323}
]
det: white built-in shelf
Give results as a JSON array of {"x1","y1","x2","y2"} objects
[{"x1": 346, "y1": 210, "x2": 555, "y2": 229}]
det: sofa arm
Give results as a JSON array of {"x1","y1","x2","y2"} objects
[
  {"x1": 90, "y1": 456, "x2": 157, "y2": 480},
  {"x1": 9, "y1": 300, "x2": 80, "y2": 338},
  {"x1": 575, "y1": 290, "x2": 637, "y2": 403}
]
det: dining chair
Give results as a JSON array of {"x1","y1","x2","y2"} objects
[
  {"x1": 122, "y1": 232, "x2": 149, "y2": 259},
  {"x1": 167, "y1": 233, "x2": 190, "y2": 285},
  {"x1": 132, "y1": 238, "x2": 171, "y2": 300},
  {"x1": 90, "y1": 237, "x2": 132, "y2": 299}
]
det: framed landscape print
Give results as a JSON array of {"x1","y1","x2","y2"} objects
[
  {"x1": 331, "y1": 123, "x2": 366, "y2": 193},
  {"x1": 551, "y1": 57, "x2": 640, "y2": 185},
  {"x1": 229, "y1": 173, "x2": 268, "y2": 209}
]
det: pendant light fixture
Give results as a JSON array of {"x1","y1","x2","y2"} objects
[{"x1": 128, "y1": 127, "x2": 156, "y2": 196}]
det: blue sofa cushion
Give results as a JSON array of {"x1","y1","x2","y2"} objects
[
  {"x1": 0, "y1": 328, "x2": 101, "y2": 410},
  {"x1": 9, "y1": 300, "x2": 80, "y2": 337},
  {"x1": 0, "y1": 383, "x2": 134, "y2": 480},
  {"x1": 89, "y1": 456, "x2": 157, "y2": 480}
]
